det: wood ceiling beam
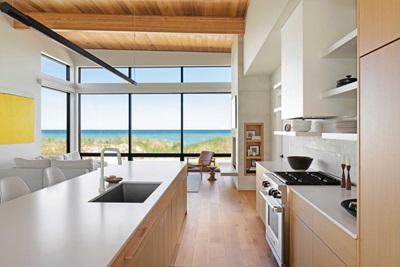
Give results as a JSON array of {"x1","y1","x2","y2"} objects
[{"x1": 14, "y1": 13, "x2": 244, "y2": 35}]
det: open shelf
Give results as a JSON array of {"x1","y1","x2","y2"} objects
[
  {"x1": 273, "y1": 81, "x2": 282, "y2": 90},
  {"x1": 321, "y1": 81, "x2": 357, "y2": 98},
  {"x1": 321, "y1": 133, "x2": 357, "y2": 141},
  {"x1": 322, "y1": 29, "x2": 357, "y2": 58},
  {"x1": 274, "y1": 131, "x2": 321, "y2": 137}
]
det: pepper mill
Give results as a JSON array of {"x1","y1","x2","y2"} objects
[
  {"x1": 340, "y1": 156, "x2": 346, "y2": 188},
  {"x1": 341, "y1": 164, "x2": 346, "y2": 188},
  {"x1": 346, "y1": 158, "x2": 351, "y2": 190}
]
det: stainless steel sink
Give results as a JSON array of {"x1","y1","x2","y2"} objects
[{"x1": 90, "y1": 182, "x2": 161, "y2": 203}]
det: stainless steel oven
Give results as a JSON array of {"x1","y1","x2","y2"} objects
[{"x1": 260, "y1": 173, "x2": 289, "y2": 267}]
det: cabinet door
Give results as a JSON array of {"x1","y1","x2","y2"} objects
[
  {"x1": 360, "y1": 39, "x2": 400, "y2": 266},
  {"x1": 312, "y1": 234, "x2": 346, "y2": 267},
  {"x1": 290, "y1": 210, "x2": 312, "y2": 267},
  {"x1": 359, "y1": 0, "x2": 400, "y2": 56}
]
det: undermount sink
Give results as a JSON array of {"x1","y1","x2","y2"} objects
[{"x1": 90, "y1": 182, "x2": 161, "y2": 203}]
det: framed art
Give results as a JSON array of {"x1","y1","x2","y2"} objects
[
  {"x1": 249, "y1": 145, "x2": 260, "y2": 156},
  {"x1": 246, "y1": 130, "x2": 256, "y2": 140}
]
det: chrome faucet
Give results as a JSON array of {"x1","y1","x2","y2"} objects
[{"x1": 99, "y1": 147, "x2": 122, "y2": 193}]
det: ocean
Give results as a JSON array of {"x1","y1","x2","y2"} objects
[{"x1": 42, "y1": 129, "x2": 230, "y2": 146}]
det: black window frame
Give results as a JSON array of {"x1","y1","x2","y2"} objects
[
  {"x1": 78, "y1": 92, "x2": 231, "y2": 161},
  {"x1": 41, "y1": 86, "x2": 71, "y2": 154},
  {"x1": 41, "y1": 54, "x2": 70, "y2": 81}
]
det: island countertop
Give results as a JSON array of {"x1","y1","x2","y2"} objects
[
  {"x1": 256, "y1": 161, "x2": 357, "y2": 238},
  {"x1": 0, "y1": 161, "x2": 186, "y2": 267}
]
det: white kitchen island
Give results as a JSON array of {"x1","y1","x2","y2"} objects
[{"x1": 0, "y1": 161, "x2": 187, "y2": 267}]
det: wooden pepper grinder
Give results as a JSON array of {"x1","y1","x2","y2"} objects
[
  {"x1": 346, "y1": 158, "x2": 351, "y2": 190},
  {"x1": 340, "y1": 156, "x2": 346, "y2": 188}
]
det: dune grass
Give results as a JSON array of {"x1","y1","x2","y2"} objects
[{"x1": 42, "y1": 136, "x2": 230, "y2": 156}]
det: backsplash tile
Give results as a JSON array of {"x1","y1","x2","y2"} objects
[{"x1": 288, "y1": 137, "x2": 357, "y2": 185}]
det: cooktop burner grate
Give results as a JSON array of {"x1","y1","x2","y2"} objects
[{"x1": 271, "y1": 171, "x2": 341, "y2": 185}]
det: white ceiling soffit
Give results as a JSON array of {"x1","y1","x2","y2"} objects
[{"x1": 244, "y1": 0, "x2": 300, "y2": 76}]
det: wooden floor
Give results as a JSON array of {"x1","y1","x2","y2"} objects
[{"x1": 170, "y1": 173, "x2": 278, "y2": 267}]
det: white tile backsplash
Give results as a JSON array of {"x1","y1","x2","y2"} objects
[{"x1": 288, "y1": 137, "x2": 357, "y2": 185}]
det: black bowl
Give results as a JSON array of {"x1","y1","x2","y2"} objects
[
  {"x1": 341, "y1": 199, "x2": 357, "y2": 217},
  {"x1": 287, "y1": 156, "x2": 313, "y2": 170}
]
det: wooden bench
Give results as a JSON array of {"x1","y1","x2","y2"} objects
[{"x1": 219, "y1": 163, "x2": 238, "y2": 176}]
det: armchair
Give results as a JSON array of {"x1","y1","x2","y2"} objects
[{"x1": 187, "y1": 151, "x2": 215, "y2": 178}]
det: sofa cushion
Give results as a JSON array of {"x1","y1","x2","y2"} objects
[
  {"x1": 14, "y1": 158, "x2": 51, "y2": 169},
  {"x1": 63, "y1": 151, "x2": 81, "y2": 160},
  {"x1": 49, "y1": 154, "x2": 64, "y2": 160},
  {"x1": 51, "y1": 159, "x2": 94, "y2": 172}
]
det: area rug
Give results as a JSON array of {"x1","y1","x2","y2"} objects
[{"x1": 187, "y1": 173, "x2": 201, "y2": 193}]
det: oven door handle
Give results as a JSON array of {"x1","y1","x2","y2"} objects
[{"x1": 259, "y1": 191, "x2": 283, "y2": 213}]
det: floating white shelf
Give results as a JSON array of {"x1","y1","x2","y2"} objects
[
  {"x1": 274, "y1": 107, "x2": 282, "y2": 113},
  {"x1": 322, "y1": 29, "x2": 357, "y2": 58},
  {"x1": 321, "y1": 133, "x2": 357, "y2": 141},
  {"x1": 321, "y1": 81, "x2": 357, "y2": 98},
  {"x1": 274, "y1": 131, "x2": 321, "y2": 137},
  {"x1": 273, "y1": 81, "x2": 282, "y2": 90}
]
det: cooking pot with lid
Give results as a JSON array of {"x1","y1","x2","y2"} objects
[{"x1": 336, "y1": 75, "x2": 357, "y2": 87}]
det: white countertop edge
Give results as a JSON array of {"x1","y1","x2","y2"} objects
[{"x1": 289, "y1": 187, "x2": 357, "y2": 239}]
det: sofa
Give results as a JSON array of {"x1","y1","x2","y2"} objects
[{"x1": 0, "y1": 151, "x2": 98, "y2": 192}]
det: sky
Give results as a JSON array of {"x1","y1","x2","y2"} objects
[{"x1": 41, "y1": 58, "x2": 231, "y2": 130}]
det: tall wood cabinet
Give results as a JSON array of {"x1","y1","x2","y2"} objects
[
  {"x1": 359, "y1": 0, "x2": 400, "y2": 56},
  {"x1": 358, "y1": 1, "x2": 400, "y2": 266},
  {"x1": 359, "y1": 38, "x2": 400, "y2": 267}
]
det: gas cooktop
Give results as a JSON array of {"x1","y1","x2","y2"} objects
[{"x1": 271, "y1": 171, "x2": 340, "y2": 185}]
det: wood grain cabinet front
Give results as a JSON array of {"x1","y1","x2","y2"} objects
[
  {"x1": 359, "y1": 0, "x2": 400, "y2": 56},
  {"x1": 110, "y1": 168, "x2": 187, "y2": 267},
  {"x1": 289, "y1": 190, "x2": 356, "y2": 267}
]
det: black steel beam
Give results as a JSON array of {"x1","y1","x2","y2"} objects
[{"x1": 0, "y1": 2, "x2": 137, "y2": 85}]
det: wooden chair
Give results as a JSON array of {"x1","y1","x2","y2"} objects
[{"x1": 187, "y1": 151, "x2": 215, "y2": 178}]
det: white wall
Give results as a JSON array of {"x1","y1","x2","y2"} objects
[
  {"x1": 288, "y1": 136, "x2": 357, "y2": 184},
  {"x1": 232, "y1": 36, "x2": 271, "y2": 190},
  {"x1": 243, "y1": 0, "x2": 288, "y2": 75},
  {"x1": 0, "y1": 13, "x2": 74, "y2": 167}
]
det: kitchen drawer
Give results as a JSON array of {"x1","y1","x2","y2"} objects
[
  {"x1": 256, "y1": 164, "x2": 267, "y2": 180},
  {"x1": 312, "y1": 209, "x2": 356, "y2": 267},
  {"x1": 312, "y1": 234, "x2": 346, "y2": 267},
  {"x1": 289, "y1": 190, "x2": 313, "y2": 228}
]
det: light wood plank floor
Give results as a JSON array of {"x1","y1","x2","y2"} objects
[{"x1": 170, "y1": 173, "x2": 278, "y2": 267}]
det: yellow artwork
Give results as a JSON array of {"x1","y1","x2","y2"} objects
[{"x1": 0, "y1": 93, "x2": 34, "y2": 144}]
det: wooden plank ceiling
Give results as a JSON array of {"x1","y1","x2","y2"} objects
[{"x1": 7, "y1": 0, "x2": 249, "y2": 53}]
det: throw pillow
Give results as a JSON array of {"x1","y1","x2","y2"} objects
[
  {"x1": 51, "y1": 159, "x2": 94, "y2": 172},
  {"x1": 49, "y1": 154, "x2": 64, "y2": 160},
  {"x1": 14, "y1": 158, "x2": 51, "y2": 168},
  {"x1": 63, "y1": 151, "x2": 81, "y2": 160}
]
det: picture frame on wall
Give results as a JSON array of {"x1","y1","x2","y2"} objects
[
  {"x1": 249, "y1": 145, "x2": 260, "y2": 156},
  {"x1": 246, "y1": 130, "x2": 256, "y2": 140},
  {"x1": 251, "y1": 159, "x2": 256, "y2": 167}
]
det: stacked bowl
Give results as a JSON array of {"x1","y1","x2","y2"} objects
[
  {"x1": 291, "y1": 120, "x2": 312, "y2": 132},
  {"x1": 334, "y1": 120, "x2": 357, "y2": 133}
]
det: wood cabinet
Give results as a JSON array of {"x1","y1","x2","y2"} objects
[
  {"x1": 244, "y1": 122, "x2": 264, "y2": 176},
  {"x1": 111, "y1": 168, "x2": 187, "y2": 267},
  {"x1": 359, "y1": 0, "x2": 400, "y2": 56},
  {"x1": 281, "y1": 0, "x2": 356, "y2": 119},
  {"x1": 290, "y1": 210, "x2": 312, "y2": 267},
  {"x1": 359, "y1": 39, "x2": 400, "y2": 267},
  {"x1": 289, "y1": 189, "x2": 356, "y2": 267},
  {"x1": 255, "y1": 164, "x2": 267, "y2": 225}
]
